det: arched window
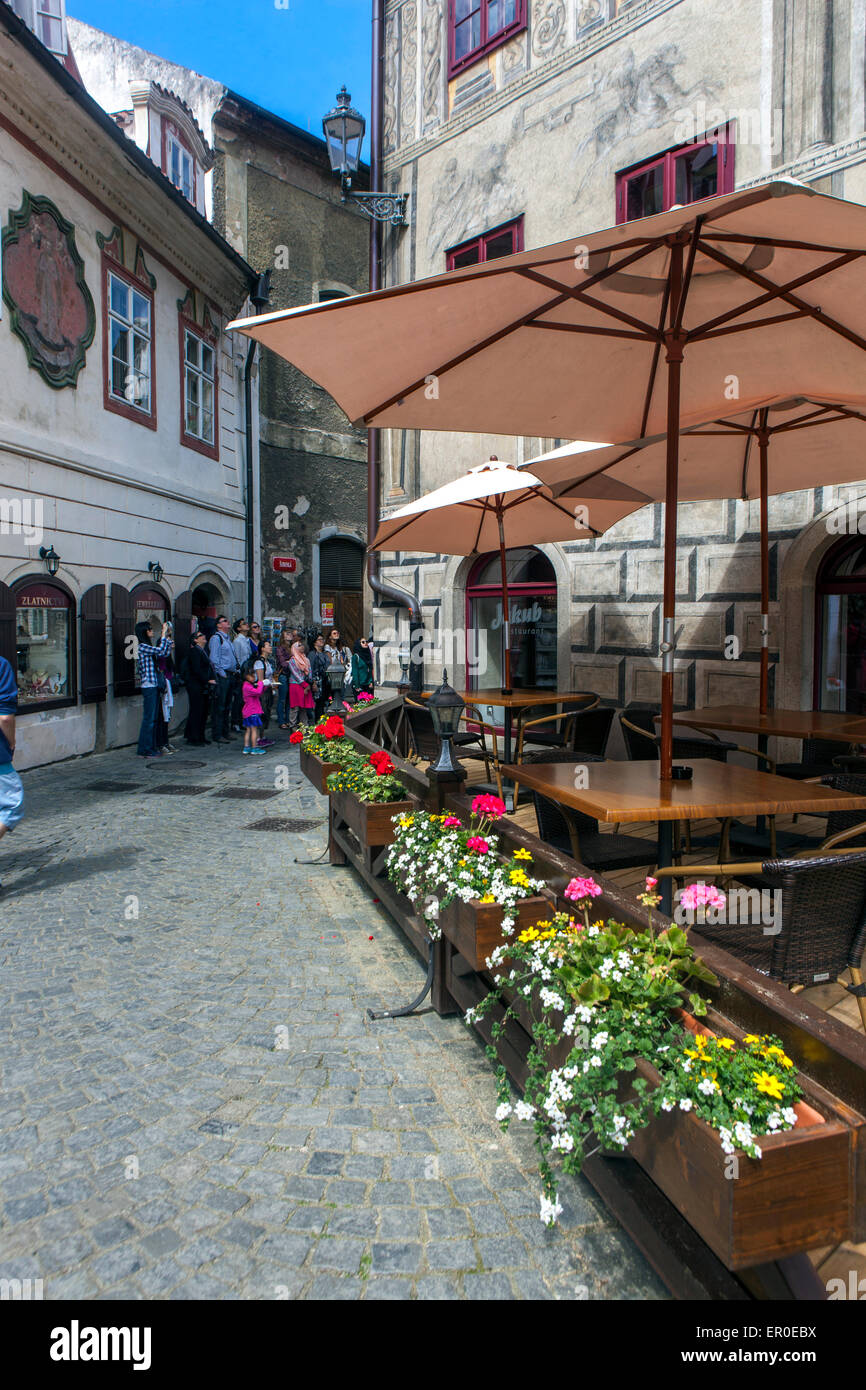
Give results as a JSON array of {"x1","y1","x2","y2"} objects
[
  {"x1": 14, "y1": 579, "x2": 75, "y2": 708},
  {"x1": 815, "y1": 537, "x2": 866, "y2": 714},
  {"x1": 466, "y1": 546, "x2": 557, "y2": 691},
  {"x1": 131, "y1": 584, "x2": 170, "y2": 689}
]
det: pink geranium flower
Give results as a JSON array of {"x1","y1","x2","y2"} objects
[
  {"x1": 443, "y1": 816, "x2": 462, "y2": 828},
  {"x1": 564, "y1": 876, "x2": 603, "y2": 902},
  {"x1": 645, "y1": 876, "x2": 658, "y2": 888},
  {"x1": 679, "y1": 882, "x2": 726, "y2": 912},
  {"x1": 466, "y1": 836, "x2": 490, "y2": 854},
  {"x1": 471, "y1": 794, "x2": 506, "y2": 820}
]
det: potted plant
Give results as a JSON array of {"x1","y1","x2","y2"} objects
[
  {"x1": 386, "y1": 795, "x2": 550, "y2": 965},
  {"x1": 295, "y1": 714, "x2": 356, "y2": 792},
  {"x1": 326, "y1": 748, "x2": 415, "y2": 847}
]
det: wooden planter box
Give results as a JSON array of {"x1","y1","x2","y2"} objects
[
  {"x1": 300, "y1": 745, "x2": 341, "y2": 794},
  {"x1": 540, "y1": 1006, "x2": 853, "y2": 1269},
  {"x1": 329, "y1": 787, "x2": 415, "y2": 847},
  {"x1": 440, "y1": 894, "x2": 552, "y2": 972}
]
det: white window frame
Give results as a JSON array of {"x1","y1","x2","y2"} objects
[
  {"x1": 183, "y1": 328, "x2": 215, "y2": 446},
  {"x1": 107, "y1": 270, "x2": 153, "y2": 415},
  {"x1": 167, "y1": 134, "x2": 194, "y2": 203}
]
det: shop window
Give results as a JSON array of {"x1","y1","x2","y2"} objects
[
  {"x1": 814, "y1": 537, "x2": 866, "y2": 714},
  {"x1": 14, "y1": 580, "x2": 75, "y2": 708},
  {"x1": 449, "y1": 0, "x2": 526, "y2": 79},
  {"x1": 616, "y1": 125, "x2": 735, "y2": 224},
  {"x1": 466, "y1": 546, "x2": 558, "y2": 695},
  {"x1": 447, "y1": 216, "x2": 523, "y2": 270}
]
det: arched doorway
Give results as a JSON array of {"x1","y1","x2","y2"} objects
[
  {"x1": 814, "y1": 536, "x2": 866, "y2": 714},
  {"x1": 191, "y1": 582, "x2": 224, "y2": 623},
  {"x1": 466, "y1": 546, "x2": 558, "y2": 691},
  {"x1": 319, "y1": 536, "x2": 364, "y2": 644}
]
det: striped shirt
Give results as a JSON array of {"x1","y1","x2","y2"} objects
[{"x1": 137, "y1": 637, "x2": 172, "y2": 688}]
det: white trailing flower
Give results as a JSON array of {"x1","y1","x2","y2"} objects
[
  {"x1": 551, "y1": 1131, "x2": 575, "y2": 1153},
  {"x1": 514, "y1": 1101, "x2": 535, "y2": 1122},
  {"x1": 495, "y1": 1102, "x2": 513, "y2": 1122},
  {"x1": 539, "y1": 1193, "x2": 563, "y2": 1226},
  {"x1": 678, "y1": 1098, "x2": 693, "y2": 1112}
]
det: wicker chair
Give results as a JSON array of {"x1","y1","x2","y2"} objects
[
  {"x1": 515, "y1": 692, "x2": 599, "y2": 762},
  {"x1": 774, "y1": 737, "x2": 855, "y2": 780},
  {"x1": 522, "y1": 750, "x2": 658, "y2": 873},
  {"x1": 404, "y1": 697, "x2": 503, "y2": 798},
  {"x1": 654, "y1": 842, "x2": 866, "y2": 1031}
]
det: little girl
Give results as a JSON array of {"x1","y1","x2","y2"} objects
[{"x1": 241, "y1": 660, "x2": 266, "y2": 755}]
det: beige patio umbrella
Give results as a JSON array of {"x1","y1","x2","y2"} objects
[
  {"x1": 525, "y1": 393, "x2": 866, "y2": 713},
  {"x1": 229, "y1": 181, "x2": 866, "y2": 775},
  {"x1": 370, "y1": 457, "x2": 650, "y2": 692}
]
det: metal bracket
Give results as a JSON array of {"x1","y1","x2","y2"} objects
[
  {"x1": 343, "y1": 186, "x2": 410, "y2": 227},
  {"x1": 367, "y1": 940, "x2": 435, "y2": 1019}
]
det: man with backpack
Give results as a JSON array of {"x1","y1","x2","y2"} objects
[{"x1": 208, "y1": 615, "x2": 240, "y2": 743}]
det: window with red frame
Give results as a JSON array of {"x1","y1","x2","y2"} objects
[
  {"x1": 615, "y1": 124, "x2": 735, "y2": 224},
  {"x1": 103, "y1": 260, "x2": 156, "y2": 430},
  {"x1": 180, "y1": 319, "x2": 218, "y2": 459},
  {"x1": 446, "y1": 216, "x2": 523, "y2": 270},
  {"x1": 449, "y1": 0, "x2": 526, "y2": 79}
]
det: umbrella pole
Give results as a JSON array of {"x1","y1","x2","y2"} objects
[
  {"x1": 758, "y1": 414, "x2": 770, "y2": 715},
  {"x1": 497, "y1": 505, "x2": 512, "y2": 695},
  {"x1": 660, "y1": 246, "x2": 686, "y2": 783}
]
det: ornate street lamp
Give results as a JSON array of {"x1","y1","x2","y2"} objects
[
  {"x1": 39, "y1": 544, "x2": 60, "y2": 576},
  {"x1": 427, "y1": 671, "x2": 465, "y2": 776},
  {"x1": 148, "y1": 560, "x2": 164, "y2": 585},
  {"x1": 322, "y1": 88, "x2": 408, "y2": 226}
]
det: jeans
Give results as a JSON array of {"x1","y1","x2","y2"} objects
[
  {"x1": 276, "y1": 674, "x2": 289, "y2": 725},
  {"x1": 137, "y1": 686, "x2": 159, "y2": 756}
]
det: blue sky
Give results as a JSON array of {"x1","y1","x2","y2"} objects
[{"x1": 69, "y1": 0, "x2": 372, "y2": 136}]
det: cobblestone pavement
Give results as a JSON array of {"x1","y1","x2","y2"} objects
[{"x1": 0, "y1": 732, "x2": 666, "y2": 1300}]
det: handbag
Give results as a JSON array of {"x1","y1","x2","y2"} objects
[{"x1": 155, "y1": 669, "x2": 168, "y2": 693}]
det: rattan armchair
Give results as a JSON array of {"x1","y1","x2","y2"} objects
[
  {"x1": 515, "y1": 692, "x2": 600, "y2": 762},
  {"x1": 654, "y1": 827, "x2": 866, "y2": 1030}
]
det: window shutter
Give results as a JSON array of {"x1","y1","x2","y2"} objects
[
  {"x1": 320, "y1": 539, "x2": 363, "y2": 591},
  {"x1": 80, "y1": 585, "x2": 107, "y2": 704},
  {"x1": 0, "y1": 581, "x2": 15, "y2": 671},
  {"x1": 173, "y1": 589, "x2": 193, "y2": 680},
  {"x1": 111, "y1": 583, "x2": 136, "y2": 697}
]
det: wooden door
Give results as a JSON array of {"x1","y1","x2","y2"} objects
[{"x1": 80, "y1": 585, "x2": 107, "y2": 703}]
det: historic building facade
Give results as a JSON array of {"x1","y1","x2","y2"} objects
[
  {"x1": 68, "y1": 18, "x2": 371, "y2": 642},
  {"x1": 0, "y1": 4, "x2": 258, "y2": 768},
  {"x1": 376, "y1": 0, "x2": 866, "y2": 736}
]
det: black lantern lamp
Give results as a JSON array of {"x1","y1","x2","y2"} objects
[
  {"x1": 148, "y1": 560, "x2": 164, "y2": 585},
  {"x1": 322, "y1": 88, "x2": 408, "y2": 226},
  {"x1": 39, "y1": 545, "x2": 60, "y2": 577},
  {"x1": 428, "y1": 670, "x2": 465, "y2": 776},
  {"x1": 325, "y1": 657, "x2": 348, "y2": 716}
]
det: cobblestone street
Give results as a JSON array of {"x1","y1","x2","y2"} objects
[{"x1": 0, "y1": 735, "x2": 665, "y2": 1300}]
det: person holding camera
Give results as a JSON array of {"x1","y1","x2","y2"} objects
[
  {"x1": 208, "y1": 615, "x2": 240, "y2": 744},
  {"x1": 135, "y1": 619, "x2": 174, "y2": 758}
]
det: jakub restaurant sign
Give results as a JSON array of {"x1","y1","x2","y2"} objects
[{"x1": 272, "y1": 556, "x2": 297, "y2": 573}]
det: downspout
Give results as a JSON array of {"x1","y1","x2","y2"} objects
[
  {"x1": 370, "y1": 0, "x2": 424, "y2": 690},
  {"x1": 244, "y1": 271, "x2": 272, "y2": 616}
]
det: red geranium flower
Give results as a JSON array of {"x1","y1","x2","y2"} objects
[
  {"x1": 369, "y1": 750, "x2": 394, "y2": 776},
  {"x1": 471, "y1": 794, "x2": 507, "y2": 820},
  {"x1": 289, "y1": 730, "x2": 304, "y2": 744}
]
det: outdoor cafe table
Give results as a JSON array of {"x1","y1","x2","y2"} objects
[
  {"x1": 503, "y1": 759, "x2": 866, "y2": 914},
  {"x1": 668, "y1": 705, "x2": 866, "y2": 744},
  {"x1": 458, "y1": 689, "x2": 593, "y2": 810}
]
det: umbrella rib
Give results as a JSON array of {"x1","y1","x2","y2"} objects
[
  {"x1": 640, "y1": 277, "x2": 671, "y2": 439},
  {"x1": 526, "y1": 323, "x2": 653, "y2": 340},
  {"x1": 673, "y1": 216, "x2": 704, "y2": 336},
  {"x1": 700, "y1": 233, "x2": 863, "y2": 254},
  {"x1": 692, "y1": 308, "x2": 815, "y2": 342},
  {"x1": 360, "y1": 240, "x2": 665, "y2": 423},
  {"x1": 517, "y1": 266, "x2": 661, "y2": 337},
  {"x1": 696, "y1": 241, "x2": 866, "y2": 354},
  {"x1": 740, "y1": 411, "x2": 759, "y2": 499},
  {"x1": 687, "y1": 253, "x2": 861, "y2": 339}
]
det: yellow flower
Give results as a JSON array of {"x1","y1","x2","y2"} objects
[
  {"x1": 510, "y1": 869, "x2": 530, "y2": 887},
  {"x1": 513, "y1": 848, "x2": 533, "y2": 861},
  {"x1": 518, "y1": 926, "x2": 540, "y2": 943},
  {"x1": 479, "y1": 894, "x2": 496, "y2": 904},
  {"x1": 716, "y1": 1038, "x2": 735, "y2": 1050},
  {"x1": 540, "y1": 928, "x2": 557, "y2": 940},
  {"x1": 752, "y1": 1070, "x2": 785, "y2": 1101},
  {"x1": 459, "y1": 859, "x2": 466, "y2": 867},
  {"x1": 763, "y1": 1045, "x2": 794, "y2": 1069},
  {"x1": 743, "y1": 1034, "x2": 761, "y2": 1045}
]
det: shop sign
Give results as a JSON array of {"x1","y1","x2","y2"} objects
[
  {"x1": 273, "y1": 556, "x2": 297, "y2": 573},
  {"x1": 320, "y1": 601, "x2": 335, "y2": 626}
]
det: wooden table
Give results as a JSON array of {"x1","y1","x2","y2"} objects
[
  {"x1": 504, "y1": 759, "x2": 866, "y2": 912},
  {"x1": 670, "y1": 705, "x2": 866, "y2": 742},
  {"x1": 460, "y1": 689, "x2": 594, "y2": 807}
]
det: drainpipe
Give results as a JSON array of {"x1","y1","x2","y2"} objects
[
  {"x1": 244, "y1": 271, "x2": 272, "y2": 617},
  {"x1": 370, "y1": 0, "x2": 424, "y2": 691}
]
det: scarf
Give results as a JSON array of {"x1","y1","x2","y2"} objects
[
  {"x1": 291, "y1": 641, "x2": 311, "y2": 675},
  {"x1": 353, "y1": 638, "x2": 373, "y2": 671}
]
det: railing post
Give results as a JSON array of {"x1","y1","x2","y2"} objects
[{"x1": 425, "y1": 767, "x2": 466, "y2": 814}]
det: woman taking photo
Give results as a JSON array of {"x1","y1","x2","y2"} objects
[
  {"x1": 351, "y1": 636, "x2": 375, "y2": 702},
  {"x1": 135, "y1": 619, "x2": 173, "y2": 758},
  {"x1": 288, "y1": 640, "x2": 315, "y2": 731}
]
